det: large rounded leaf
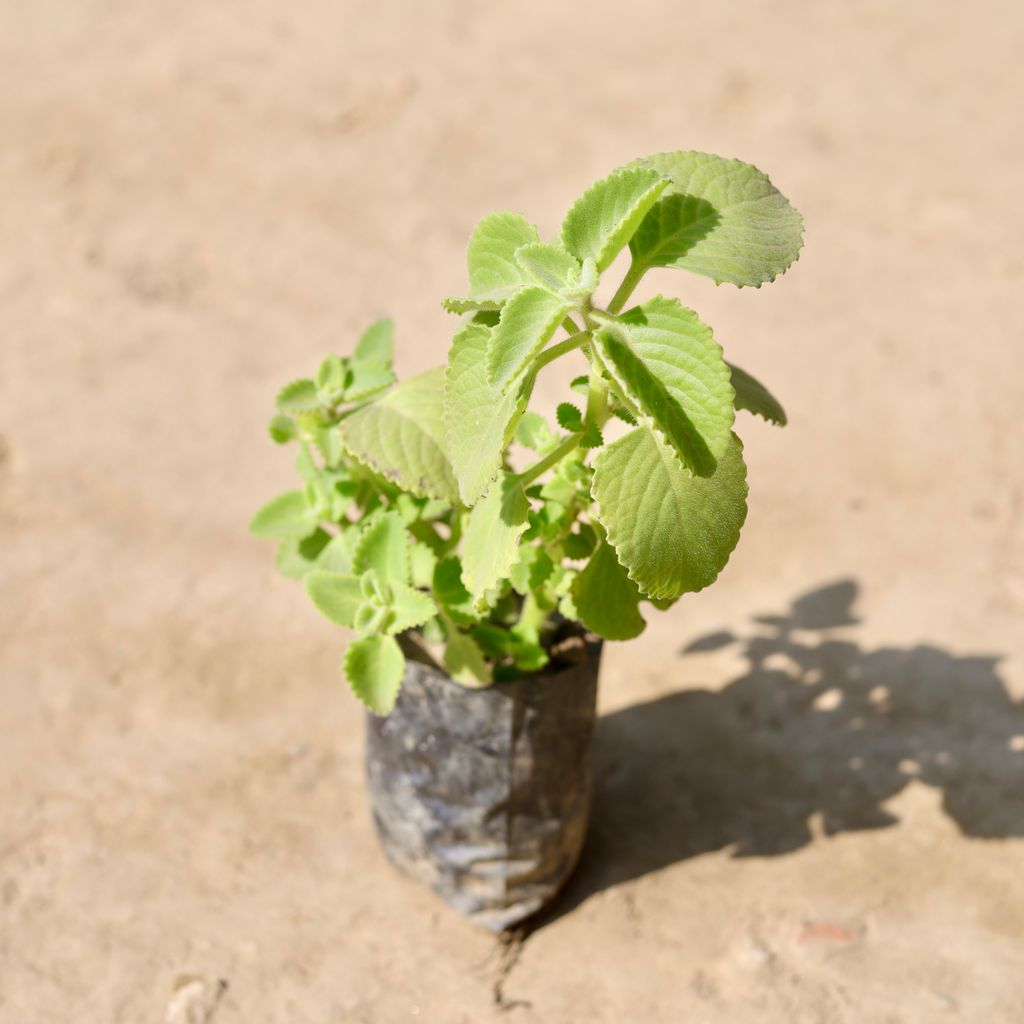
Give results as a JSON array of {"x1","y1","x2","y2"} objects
[
  {"x1": 592, "y1": 427, "x2": 748, "y2": 600},
  {"x1": 596, "y1": 296, "x2": 734, "y2": 477},
  {"x1": 630, "y1": 151, "x2": 803, "y2": 287},
  {"x1": 337, "y1": 368, "x2": 459, "y2": 504}
]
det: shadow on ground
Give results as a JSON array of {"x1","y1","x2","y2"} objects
[{"x1": 544, "y1": 579, "x2": 1024, "y2": 922}]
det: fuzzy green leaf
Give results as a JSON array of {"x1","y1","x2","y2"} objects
[
  {"x1": 250, "y1": 491, "x2": 317, "y2": 540},
  {"x1": 343, "y1": 361, "x2": 395, "y2": 402},
  {"x1": 353, "y1": 512, "x2": 409, "y2": 584},
  {"x1": 508, "y1": 638, "x2": 549, "y2": 673},
  {"x1": 316, "y1": 354, "x2": 346, "y2": 394},
  {"x1": 434, "y1": 559, "x2": 480, "y2": 627},
  {"x1": 556, "y1": 403, "x2": 583, "y2": 431},
  {"x1": 316, "y1": 531, "x2": 360, "y2": 574},
  {"x1": 409, "y1": 541, "x2": 437, "y2": 589},
  {"x1": 444, "y1": 322, "x2": 526, "y2": 505},
  {"x1": 275, "y1": 528, "x2": 331, "y2": 579},
  {"x1": 467, "y1": 212, "x2": 539, "y2": 303},
  {"x1": 514, "y1": 242, "x2": 581, "y2": 293},
  {"x1": 563, "y1": 524, "x2": 597, "y2": 560},
  {"x1": 573, "y1": 541, "x2": 646, "y2": 641},
  {"x1": 461, "y1": 474, "x2": 531, "y2": 610},
  {"x1": 444, "y1": 630, "x2": 492, "y2": 687},
  {"x1": 313, "y1": 426, "x2": 345, "y2": 467},
  {"x1": 276, "y1": 379, "x2": 320, "y2": 413},
  {"x1": 268, "y1": 415, "x2": 297, "y2": 444},
  {"x1": 596, "y1": 296, "x2": 735, "y2": 475},
  {"x1": 631, "y1": 151, "x2": 803, "y2": 287},
  {"x1": 592, "y1": 428, "x2": 748, "y2": 600},
  {"x1": 514, "y1": 411, "x2": 557, "y2": 453},
  {"x1": 560, "y1": 167, "x2": 669, "y2": 272},
  {"x1": 509, "y1": 547, "x2": 554, "y2": 597},
  {"x1": 727, "y1": 362, "x2": 788, "y2": 426},
  {"x1": 598, "y1": 329, "x2": 713, "y2": 476},
  {"x1": 441, "y1": 296, "x2": 503, "y2": 315},
  {"x1": 338, "y1": 367, "x2": 459, "y2": 503},
  {"x1": 486, "y1": 286, "x2": 571, "y2": 389},
  {"x1": 354, "y1": 318, "x2": 393, "y2": 364},
  {"x1": 383, "y1": 581, "x2": 437, "y2": 635},
  {"x1": 343, "y1": 634, "x2": 405, "y2": 715},
  {"x1": 305, "y1": 571, "x2": 363, "y2": 627}
]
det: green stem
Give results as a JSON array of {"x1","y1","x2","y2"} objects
[
  {"x1": 518, "y1": 432, "x2": 582, "y2": 487},
  {"x1": 515, "y1": 591, "x2": 548, "y2": 643},
  {"x1": 607, "y1": 259, "x2": 646, "y2": 314},
  {"x1": 532, "y1": 330, "x2": 590, "y2": 373}
]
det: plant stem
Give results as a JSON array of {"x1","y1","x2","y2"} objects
[
  {"x1": 607, "y1": 259, "x2": 646, "y2": 314},
  {"x1": 532, "y1": 330, "x2": 590, "y2": 373},
  {"x1": 518, "y1": 432, "x2": 582, "y2": 487},
  {"x1": 514, "y1": 591, "x2": 548, "y2": 642}
]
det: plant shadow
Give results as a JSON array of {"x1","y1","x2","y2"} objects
[{"x1": 541, "y1": 579, "x2": 1024, "y2": 923}]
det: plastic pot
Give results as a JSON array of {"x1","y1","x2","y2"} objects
[{"x1": 365, "y1": 631, "x2": 602, "y2": 931}]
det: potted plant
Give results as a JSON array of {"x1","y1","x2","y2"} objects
[{"x1": 251, "y1": 151, "x2": 803, "y2": 930}]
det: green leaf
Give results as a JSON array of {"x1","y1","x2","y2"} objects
[
  {"x1": 598, "y1": 328, "x2": 713, "y2": 476},
  {"x1": 727, "y1": 362, "x2": 788, "y2": 426},
  {"x1": 514, "y1": 242, "x2": 581, "y2": 293},
  {"x1": 313, "y1": 426, "x2": 344, "y2": 467},
  {"x1": 293, "y1": 443, "x2": 319, "y2": 481},
  {"x1": 433, "y1": 556, "x2": 480, "y2": 625},
  {"x1": 461, "y1": 474, "x2": 531, "y2": 610},
  {"x1": 343, "y1": 361, "x2": 395, "y2": 402},
  {"x1": 353, "y1": 512, "x2": 409, "y2": 583},
  {"x1": 250, "y1": 491, "x2": 317, "y2": 540},
  {"x1": 556, "y1": 403, "x2": 583, "y2": 431},
  {"x1": 441, "y1": 296, "x2": 503, "y2": 315},
  {"x1": 409, "y1": 540, "x2": 438, "y2": 589},
  {"x1": 467, "y1": 211, "x2": 539, "y2": 303},
  {"x1": 563, "y1": 524, "x2": 597, "y2": 560},
  {"x1": 508, "y1": 638, "x2": 549, "y2": 673},
  {"x1": 317, "y1": 531, "x2": 360, "y2": 574},
  {"x1": 316, "y1": 354, "x2": 346, "y2": 394},
  {"x1": 354, "y1": 318, "x2": 393, "y2": 364},
  {"x1": 514, "y1": 411, "x2": 557, "y2": 453},
  {"x1": 275, "y1": 528, "x2": 331, "y2": 579},
  {"x1": 596, "y1": 296, "x2": 735, "y2": 476},
  {"x1": 268, "y1": 415, "x2": 297, "y2": 444},
  {"x1": 509, "y1": 547, "x2": 554, "y2": 597},
  {"x1": 338, "y1": 367, "x2": 459, "y2": 503},
  {"x1": 383, "y1": 581, "x2": 437, "y2": 635},
  {"x1": 471, "y1": 624, "x2": 512, "y2": 660},
  {"x1": 443, "y1": 629, "x2": 492, "y2": 687},
  {"x1": 276, "y1": 379, "x2": 320, "y2": 412},
  {"x1": 486, "y1": 286, "x2": 570, "y2": 389},
  {"x1": 343, "y1": 634, "x2": 405, "y2": 715},
  {"x1": 630, "y1": 151, "x2": 803, "y2": 287},
  {"x1": 592, "y1": 428, "x2": 748, "y2": 601},
  {"x1": 305, "y1": 571, "x2": 363, "y2": 627},
  {"x1": 573, "y1": 541, "x2": 646, "y2": 641},
  {"x1": 560, "y1": 167, "x2": 669, "y2": 272},
  {"x1": 444, "y1": 322, "x2": 526, "y2": 505}
]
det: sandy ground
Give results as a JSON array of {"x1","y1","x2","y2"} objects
[{"x1": 2, "y1": 1, "x2": 1023, "y2": 1020}]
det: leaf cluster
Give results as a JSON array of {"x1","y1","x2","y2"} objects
[{"x1": 252, "y1": 152, "x2": 803, "y2": 713}]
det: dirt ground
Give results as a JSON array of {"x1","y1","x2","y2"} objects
[{"x1": 2, "y1": 1, "x2": 1023, "y2": 1020}]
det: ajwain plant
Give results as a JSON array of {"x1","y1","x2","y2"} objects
[{"x1": 251, "y1": 151, "x2": 803, "y2": 714}]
